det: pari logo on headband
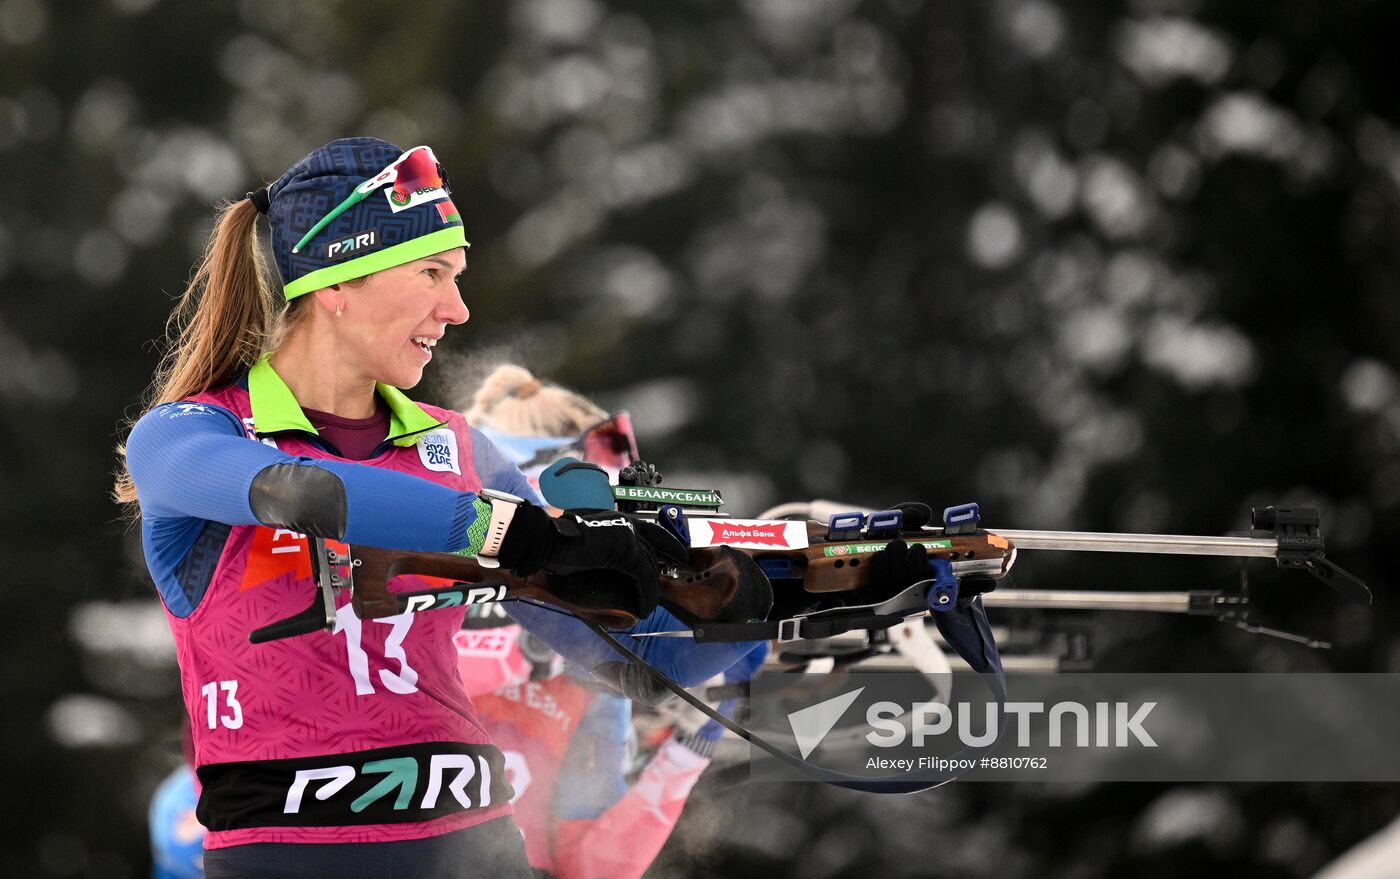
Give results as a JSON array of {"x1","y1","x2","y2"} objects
[{"x1": 326, "y1": 229, "x2": 378, "y2": 260}]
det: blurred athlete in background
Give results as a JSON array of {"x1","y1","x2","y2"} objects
[{"x1": 462, "y1": 364, "x2": 767, "y2": 879}]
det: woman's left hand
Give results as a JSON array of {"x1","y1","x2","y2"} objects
[{"x1": 497, "y1": 504, "x2": 685, "y2": 617}]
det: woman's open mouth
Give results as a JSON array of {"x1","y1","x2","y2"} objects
[{"x1": 411, "y1": 335, "x2": 438, "y2": 359}]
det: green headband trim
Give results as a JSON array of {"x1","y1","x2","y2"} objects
[{"x1": 283, "y1": 227, "x2": 470, "y2": 300}]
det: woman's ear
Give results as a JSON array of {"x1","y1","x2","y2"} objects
[{"x1": 312, "y1": 287, "x2": 347, "y2": 317}]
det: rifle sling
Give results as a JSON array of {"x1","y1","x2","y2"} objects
[
  {"x1": 684, "y1": 577, "x2": 952, "y2": 643},
  {"x1": 686, "y1": 610, "x2": 911, "y2": 643},
  {"x1": 581, "y1": 594, "x2": 1008, "y2": 794}
]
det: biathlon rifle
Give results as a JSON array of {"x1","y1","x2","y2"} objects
[
  {"x1": 244, "y1": 459, "x2": 1370, "y2": 795},
  {"x1": 250, "y1": 457, "x2": 1367, "y2": 647}
]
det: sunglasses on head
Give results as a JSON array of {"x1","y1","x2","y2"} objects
[
  {"x1": 292, "y1": 145, "x2": 451, "y2": 254},
  {"x1": 481, "y1": 412, "x2": 639, "y2": 474},
  {"x1": 575, "y1": 411, "x2": 638, "y2": 472},
  {"x1": 521, "y1": 412, "x2": 638, "y2": 473}
]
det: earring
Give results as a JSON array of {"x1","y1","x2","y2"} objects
[{"x1": 335, "y1": 306, "x2": 343, "y2": 317}]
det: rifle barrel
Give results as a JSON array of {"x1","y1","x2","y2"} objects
[
  {"x1": 988, "y1": 529, "x2": 1277, "y2": 558},
  {"x1": 981, "y1": 589, "x2": 1196, "y2": 613}
]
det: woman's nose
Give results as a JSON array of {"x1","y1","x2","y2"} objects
[{"x1": 439, "y1": 286, "x2": 469, "y2": 325}]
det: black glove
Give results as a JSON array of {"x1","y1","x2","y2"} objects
[
  {"x1": 843, "y1": 539, "x2": 933, "y2": 607},
  {"x1": 887, "y1": 502, "x2": 997, "y2": 606},
  {"x1": 496, "y1": 503, "x2": 685, "y2": 619},
  {"x1": 630, "y1": 515, "x2": 690, "y2": 568}
]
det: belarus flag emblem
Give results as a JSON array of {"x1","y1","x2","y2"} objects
[{"x1": 436, "y1": 200, "x2": 461, "y2": 223}]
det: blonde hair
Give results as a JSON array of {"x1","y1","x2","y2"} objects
[
  {"x1": 465, "y1": 364, "x2": 608, "y2": 438},
  {"x1": 113, "y1": 197, "x2": 305, "y2": 511}
]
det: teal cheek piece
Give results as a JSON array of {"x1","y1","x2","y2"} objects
[{"x1": 538, "y1": 457, "x2": 617, "y2": 511}]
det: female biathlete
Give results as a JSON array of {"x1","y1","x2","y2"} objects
[
  {"x1": 144, "y1": 363, "x2": 766, "y2": 878},
  {"x1": 116, "y1": 138, "x2": 761, "y2": 878}
]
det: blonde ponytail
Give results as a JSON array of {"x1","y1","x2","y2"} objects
[
  {"x1": 114, "y1": 197, "x2": 279, "y2": 510},
  {"x1": 465, "y1": 364, "x2": 608, "y2": 438}
]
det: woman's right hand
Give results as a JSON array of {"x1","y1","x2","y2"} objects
[{"x1": 496, "y1": 503, "x2": 685, "y2": 618}]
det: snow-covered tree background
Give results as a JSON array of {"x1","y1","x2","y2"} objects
[{"x1": 3, "y1": 0, "x2": 1398, "y2": 874}]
